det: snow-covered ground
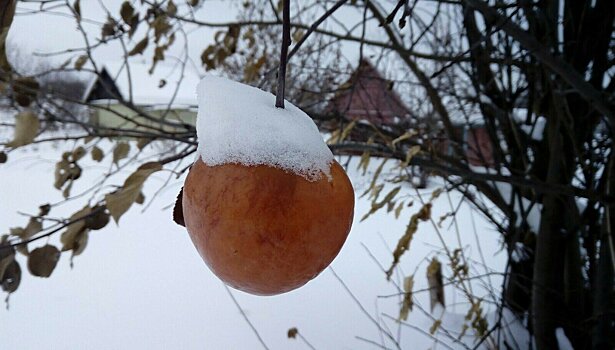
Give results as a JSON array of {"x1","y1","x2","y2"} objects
[{"x1": 0, "y1": 128, "x2": 517, "y2": 349}]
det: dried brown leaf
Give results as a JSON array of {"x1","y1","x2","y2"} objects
[
  {"x1": 287, "y1": 327, "x2": 298, "y2": 339},
  {"x1": 39, "y1": 204, "x2": 51, "y2": 216},
  {"x1": 361, "y1": 186, "x2": 401, "y2": 222},
  {"x1": 167, "y1": 0, "x2": 177, "y2": 16},
  {"x1": 0, "y1": 259, "x2": 20, "y2": 293},
  {"x1": 27, "y1": 245, "x2": 60, "y2": 278},
  {"x1": 91, "y1": 145, "x2": 104, "y2": 162},
  {"x1": 173, "y1": 187, "x2": 185, "y2": 227},
  {"x1": 61, "y1": 206, "x2": 91, "y2": 252},
  {"x1": 112, "y1": 142, "x2": 130, "y2": 164},
  {"x1": 427, "y1": 258, "x2": 445, "y2": 311},
  {"x1": 399, "y1": 275, "x2": 414, "y2": 321},
  {"x1": 0, "y1": 243, "x2": 16, "y2": 287},
  {"x1": 338, "y1": 119, "x2": 357, "y2": 143},
  {"x1": 386, "y1": 203, "x2": 432, "y2": 279},
  {"x1": 394, "y1": 201, "x2": 404, "y2": 219},
  {"x1": 360, "y1": 158, "x2": 388, "y2": 199},
  {"x1": 7, "y1": 111, "x2": 39, "y2": 148},
  {"x1": 135, "y1": 191, "x2": 145, "y2": 205},
  {"x1": 430, "y1": 188, "x2": 443, "y2": 201},
  {"x1": 152, "y1": 15, "x2": 171, "y2": 43},
  {"x1": 120, "y1": 1, "x2": 134, "y2": 23},
  {"x1": 73, "y1": 0, "x2": 81, "y2": 19},
  {"x1": 429, "y1": 319, "x2": 442, "y2": 335},
  {"x1": 292, "y1": 29, "x2": 304, "y2": 43},
  {"x1": 74, "y1": 55, "x2": 88, "y2": 70},
  {"x1": 402, "y1": 145, "x2": 421, "y2": 167},
  {"x1": 101, "y1": 16, "x2": 117, "y2": 38},
  {"x1": 105, "y1": 162, "x2": 162, "y2": 223},
  {"x1": 23, "y1": 218, "x2": 42, "y2": 239},
  {"x1": 62, "y1": 179, "x2": 73, "y2": 198},
  {"x1": 85, "y1": 206, "x2": 109, "y2": 230},
  {"x1": 71, "y1": 230, "x2": 88, "y2": 258},
  {"x1": 128, "y1": 36, "x2": 148, "y2": 56},
  {"x1": 72, "y1": 146, "x2": 86, "y2": 161},
  {"x1": 128, "y1": 14, "x2": 140, "y2": 38},
  {"x1": 15, "y1": 244, "x2": 28, "y2": 257},
  {"x1": 54, "y1": 159, "x2": 70, "y2": 189},
  {"x1": 391, "y1": 130, "x2": 416, "y2": 148},
  {"x1": 137, "y1": 137, "x2": 152, "y2": 150}
]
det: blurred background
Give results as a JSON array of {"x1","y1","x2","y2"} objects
[{"x1": 0, "y1": 1, "x2": 613, "y2": 349}]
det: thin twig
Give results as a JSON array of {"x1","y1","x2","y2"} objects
[
  {"x1": 381, "y1": 314, "x2": 456, "y2": 350},
  {"x1": 287, "y1": 0, "x2": 348, "y2": 62},
  {"x1": 329, "y1": 267, "x2": 402, "y2": 349},
  {"x1": 223, "y1": 285, "x2": 271, "y2": 350},
  {"x1": 0, "y1": 206, "x2": 104, "y2": 250},
  {"x1": 297, "y1": 331, "x2": 317, "y2": 350},
  {"x1": 355, "y1": 336, "x2": 395, "y2": 350}
]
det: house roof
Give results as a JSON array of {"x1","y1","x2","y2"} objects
[
  {"x1": 326, "y1": 59, "x2": 411, "y2": 124},
  {"x1": 83, "y1": 60, "x2": 202, "y2": 109}
]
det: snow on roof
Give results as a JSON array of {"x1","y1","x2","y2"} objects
[
  {"x1": 82, "y1": 71, "x2": 99, "y2": 102},
  {"x1": 85, "y1": 59, "x2": 202, "y2": 108},
  {"x1": 196, "y1": 76, "x2": 334, "y2": 181}
]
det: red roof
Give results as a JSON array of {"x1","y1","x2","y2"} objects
[{"x1": 327, "y1": 60, "x2": 410, "y2": 125}]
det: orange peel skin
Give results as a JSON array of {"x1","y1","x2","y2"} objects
[{"x1": 182, "y1": 159, "x2": 355, "y2": 295}]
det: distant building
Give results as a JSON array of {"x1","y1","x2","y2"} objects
[
  {"x1": 450, "y1": 124, "x2": 495, "y2": 167},
  {"x1": 328, "y1": 59, "x2": 494, "y2": 167},
  {"x1": 83, "y1": 67, "x2": 122, "y2": 101},
  {"x1": 83, "y1": 61, "x2": 200, "y2": 132},
  {"x1": 326, "y1": 59, "x2": 411, "y2": 125}
]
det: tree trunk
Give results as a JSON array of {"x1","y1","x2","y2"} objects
[
  {"x1": 532, "y1": 99, "x2": 566, "y2": 350},
  {"x1": 593, "y1": 155, "x2": 615, "y2": 349},
  {"x1": 592, "y1": 233, "x2": 615, "y2": 350},
  {"x1": 533, "y1": 195, "x2": 565, "y2": 349},
  {"x1": 504, "y1": 226, "x2": 534, "y2": 314},
  {"x1": 562, "y1": 218, "x2": 589, "y2": 349}
]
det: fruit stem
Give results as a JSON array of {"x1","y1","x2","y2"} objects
[{"x1": 275, "y1": 0, "x2": 290, "y2": 109}]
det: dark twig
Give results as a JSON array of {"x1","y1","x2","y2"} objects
[
  {"x1": 287, "y1": 0, "x2": 348, "y2": 62},
  {"x1": 296, "y1": 331, "x2": 317, "y2": 350},
  {"x1": 329, "y1": 267, "x2": 402, "y2": 349},
  {"x1": 355, "y1": 336, "x2": 395, "y2": 350},
  {"x1": 384, "y1": 0, "x2": 406, "y2": 25},
  {"x1": 381, "y1": 314, "x2": 456, "y2": 350},
  {"x1": 268, "y1": 0, "x2": 281, "y2": 21},
  {"x1": 0, "y1": 206, "x2": 105, "y2": 250},
  {"x1": 223, "y1": 285, "x2": 271, "y2": 350},
  {"x1": 465, "y1": 0, "x2": 615, "y2": 125},
  {"x1": 275, "y1": 0, "x2": 291, "y2": 108}
]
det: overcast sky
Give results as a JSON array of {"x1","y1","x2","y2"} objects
[
  {"x1": 9, "y1": 1, "x2": 238, "y2": 71},
  {"x1": 8, "y1": 0, "x2": 382, "y2": 77}
]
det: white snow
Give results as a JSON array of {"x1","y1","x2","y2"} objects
[
  {"x1": 196, "y1": 76, "x2": 333, "y2": 181},
  {"x1": 556, "y1": 328, "x2": 574, "y2": 350},
  {"x1": 512, "y1": 109, "x2": 546, "y2": 141},
  {"x1": 519, "y1": 120, "x2": 545, "y2": 141},
  {"x1": 511, "y1": 242, "x2": 531, "y2": 263},
  {"x1": 0, "y1": 131, "x2": 516, "y2": 349},
  {"x1": 470, "y1": 165, "x2": 542, "y2": 233}
]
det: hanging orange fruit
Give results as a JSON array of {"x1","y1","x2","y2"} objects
[{"x1": 178, "y1": 76, "x2": 354, "y2": 295}]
